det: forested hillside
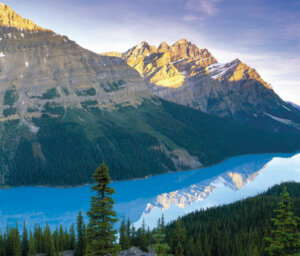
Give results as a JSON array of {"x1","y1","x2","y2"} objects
[
  {"x1": 4, "y1": 100, "x2": 300, "y2": 186},
  {"x1": 166, "y1": 182, "x2": 300, "y2": 256}
]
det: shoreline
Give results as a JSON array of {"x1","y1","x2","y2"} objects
[{"x1": 1, "y1": 150, "x2": 299, "y2": 190}]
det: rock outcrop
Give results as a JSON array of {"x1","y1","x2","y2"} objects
[
  {"x1": 118, "y1": 247, "x2": 156, "y2": 256},
  {"x1": 118, "y1": 40, "x2": 300, "y2": 133}
]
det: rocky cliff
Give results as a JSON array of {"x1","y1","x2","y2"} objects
[{"x1": 119, "y1": 40, "x2": 300, "y2": 133}]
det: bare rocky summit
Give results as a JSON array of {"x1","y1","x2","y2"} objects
[
  {"x1": 117, "y1": 40, "x2": 300, "y2": 133},
  {"x1": 0, "y1": 3, "x2": 47, "y2": 31}
]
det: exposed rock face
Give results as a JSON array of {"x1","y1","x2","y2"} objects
[
  {"x1": 0, "y1": 27, "x2": 152, "y2": 123},
  {"x1": 118, "y1": 247, "x2": 156, "y2": 256},
  {"x1": 0, "y1": 3, "x2": 47, "y2": 31},
  {"x1": 122, "y1": 39, "x2": 217, "y2": 88},
  {"x1": 120, "y1": 40, "x2": 300, "y2": 133},
  {"x1": 101, "y1": 51, "x2": 123, "y2": 58}
]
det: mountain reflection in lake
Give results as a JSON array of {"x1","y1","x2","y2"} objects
[{"x1": 1, "y1": 152, "x2": 299, "y2": 231}]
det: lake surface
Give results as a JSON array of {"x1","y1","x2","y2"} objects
[{"x1": 1, "y1": 152, "x2": 300, "y2": 231}]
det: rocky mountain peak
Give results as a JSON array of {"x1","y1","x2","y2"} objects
[
  {"x1": 120, "y1": 39, "x2": 217, "y2": 88},
  {"x1": 170, "y1": 39, "x2": 203, "y2": 59},
  {"x1": 157, "y1": 41, "x2": 170, "y2": 52},
  {"x1": 174, "y1": 38, "x2": 189, "y2": 45},
  {"x1": 0, "y1": 3, "x2": 48, "y2": 31},
  {"x1": 226, "y1": 59, "x2": 271, "y2": 88}
]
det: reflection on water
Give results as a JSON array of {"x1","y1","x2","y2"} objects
[{"x1": 0, "y1": 152, "x2": 300, "y2": 231}]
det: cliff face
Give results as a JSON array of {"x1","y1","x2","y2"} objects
[
  {"x1": 0, "y1": 28, "x2": 153, "y2": 124},
  {"x1": 120, "y1": 40, "x2": 300, "y2": 133},
  {"x1": 122, "y1": 40, "x2": 217, "y2": 88}
]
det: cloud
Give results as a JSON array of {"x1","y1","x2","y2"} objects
[{"x1": 185, "y1": 0, "x2": 222, "y2": 16}]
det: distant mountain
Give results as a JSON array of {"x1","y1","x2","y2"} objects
[
  {"x1": 101, "y1": 51, "x2": 123, "y2": 58},
  {"x1": 0, "y1": 5, "x2": 299, "y2": 186},
  {"x1": 117, "y1": 40, "x2": 300, "y2": 133},
  {"x1": 287, "y1": 101, "x2": 300, "y2": 111}
]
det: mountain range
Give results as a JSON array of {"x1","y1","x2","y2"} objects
[
  {"x1": 0, "y1": 4, "x2": 300, "y2": 186},
  {"x1": 103, "y1": 40, "x2": 300, "y2": 133}
]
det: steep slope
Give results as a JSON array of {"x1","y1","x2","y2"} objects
[
  {"x1": 0, "y1": 3, "x2": 47, "y2": 31},
  {"x1": 120, "y1": 40, "x2": 300, "y2": 133},
  {"x1": 287, "y1": 101, "x2": 300, "y2": 111},
  {"x1": 0, "y1": 5, "x2": 299, "y2": 186}
]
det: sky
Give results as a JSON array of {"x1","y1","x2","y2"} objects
[{"x1": 3, "y1": 0, "x2": 300, "y2": 104}]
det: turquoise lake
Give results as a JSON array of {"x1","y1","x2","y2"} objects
[{"x1": 1, "y1": 152, "x2": 300, "y2": 231}]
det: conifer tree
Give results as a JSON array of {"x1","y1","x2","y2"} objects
[
  {"x1": 151, "y1": 218, "x2": 169, "y2": 256},
  {"x1": 52, "y1": 228, "x2": 59, "y2": 256},
  {"x1": 86, "y1": 163, "x2": 118, "y2": 256},
  {"x1": 130, "y1": 226, "x2": 136, "y2": 247},
  {"x1": 140, "y1": 219, "x2": 148, "y2": 252},
  {"x1": 186, "y1": 237, "x2": 194, "y2": 256},
  {"x1": 69, "y1": 224, "x2": 76, "y2": 251},
  {"x1": 119, "y1": 216, "x2": 130, "y2": 250},
  {"x1": 63, "y1": 228, "x2": 70, "y2": 250},
  {"x1": 34, "y1": 225, "x2": 43, "y2": 253},
  {"x1": 0, "y1": 232, "x2": 6, "y2": 256},
  {"x1": 171, "y1": 219, "x2": 186, "y2": 256},
  {"x1": 126, "y1": 218, "x2": 131, "y2": 246},
  {"x1": 8, "y1": 226, "x2": 22, "y2": 256},
  {"x1": 28, "y1": 232, "x2": 36, "y2": 256},
  {"x1": 211, "y1": 222, "x2": 219, "y2": 256},
  {"x1": 75, "y1": 211, "x2": 86, "y2": 256},
  {"x1": 43, "y1": 224, "x2": 54, "y2": 256},
  {"x1": 194, "y1": 235, "x2": 203, "y2": 256},
  {"x1": 58, "y1": 225, "x2": 64, "y2": 252},
  {"x1": 265, "y1": 187, "x2": 300, "y2": 256},
  {"x1": 21, "y1": 222, "x2": 28, "y2": 256}
]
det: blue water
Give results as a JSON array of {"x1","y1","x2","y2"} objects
[{"x1": 0, "y1": 152, "x2": 300, "y2": 231}]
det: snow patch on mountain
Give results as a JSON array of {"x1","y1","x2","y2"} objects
[
  {"x1": 265, "y1": 113, "x2": 293, "y2": 125},
  {"x1": 208, "y1": 60, "x2": 239, "y2": 80}
]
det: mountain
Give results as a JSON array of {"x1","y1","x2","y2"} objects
[
  {"x1": 118, "y1": 40, "x2": 300, "y2": 133},
  {"x1": 0, "y1": 5, "x2": 299, "y2": 186},
  {"x1": 0, "y1": 3, "x2": 47, "y2": 31},
  {"x1": 287, "y1": 101, "x2": 300, "y2": 111}
]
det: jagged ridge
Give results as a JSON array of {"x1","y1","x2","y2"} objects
[{"x1": 117, "y1": 39, "x2": 300, "y2": 133}]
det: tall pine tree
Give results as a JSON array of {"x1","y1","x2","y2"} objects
[
  {"x1": 86, "y1": 163, "x2": 118, "y2": 256},
  {"x1": 151, "y1": 218, "x2": 169, "y2": 256},
  {"x1": 21, "y1": 222, "x2": 28, "y2": 256},
  {"x1": 75, "y1": 211, "x2": 86, "y2": 256},
  {"x1": 28, "y1": 232, "x2": 36, "y2": 256},
  {"x1": 119, "y1": 216, "x2": 130, "y2": 250},
  {"x1": 265, "y1": 187, "x2": 300, "y2": 255}
]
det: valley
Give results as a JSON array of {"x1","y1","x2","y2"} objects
[{"x1": 0, "y1": 4, "x2": 300, "y2": 186}]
